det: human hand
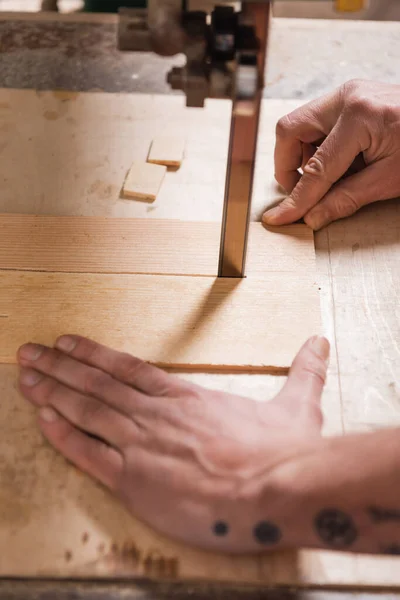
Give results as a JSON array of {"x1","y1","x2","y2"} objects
[
  {"x1": 263, "y1": 79, "x2": 400, "y2": 230},
  {"x1": 17, "y1": 335, "x2": 329, "y2": 553}
]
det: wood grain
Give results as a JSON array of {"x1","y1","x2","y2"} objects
[
  {"x1": 148, "y1": 136, "x2": 185, "y2": 167},
  {"x1": 122, "y1": 162, "x2": 167, "y2": 202},
  {"x1": 0, "y1": 215, "x2": 316, "y2": 277},
  {"x1": 0, "y1": 271, "x2": 320, "y2": 369}
]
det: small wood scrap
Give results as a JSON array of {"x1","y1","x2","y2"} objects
[
  {"x1": 122, "y1": 161, "x2": 167, "y2": 202},
  {"x1": 147, "y1": 136, "x2": 185, "y2": 168}
]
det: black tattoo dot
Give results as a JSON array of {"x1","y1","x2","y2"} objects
[
  {"x1": 253, "y1": 521, "x2": 281, "y2": 545},
  {"x1": 315, "y1": 509, "x2": 357, "y2": 548},
  {"x1": 213, "y1": 521, "x2": 229, "y2": 537}
]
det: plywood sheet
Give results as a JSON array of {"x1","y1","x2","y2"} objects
[
  {"x1": 0, "y1": 270, "x2": 320, "y2": 370},
  {"x1": 0, "y1": 215, "x2": 316, "y2": 277}
]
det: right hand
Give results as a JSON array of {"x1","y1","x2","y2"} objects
[{"x1": 263, "y1": 79, "x2": 400, "y2": 230}]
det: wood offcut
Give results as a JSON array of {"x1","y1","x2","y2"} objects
[
  {"x1": 147, "y1": 136, "x2": 185, "y2": 168},
  {"x1": 122, "y1": 162, "x2": 166, "y2": 202}
]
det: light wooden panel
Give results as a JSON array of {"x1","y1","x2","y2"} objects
[
  {"x1": 122, "y1": 162, "x2": 166, "y2": 202},
  {"x1": 0, "y1": 270, "x2": 320, "y2": 370},
  {"x1": 0, "y1": 215, "x2": 315, "y2": 277},
  {"x1": 147, "y1": 136, "x2": 185, "y2": 167}
]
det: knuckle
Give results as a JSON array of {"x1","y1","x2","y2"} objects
[
  {"x1": 79, "y1": 398, "x2": 106, "y2": 428},
  {"x1": 280, "y1": 194, "x2": 298, "y2": 211},
  {"x1": 304, "y1": 155, "x2": 325, "y2": 177},
  {"x1": 297, "y1": 352, "x2": 327, "y2": 385},
  {"x1": 74, "y1": 337, "x2": 101, "y2": 363},
  {"x1": 43, "y1": 348, "x2": 64, "y2": 373},
  {"x1": 345, "y1": 94, "x2": 375, "y2": 120},
  {"x1": 305, "y1": 402, "x2": 324, "y2": 428},
  {"x1": 332, "y1": 188, "x2": 360, "y2": 218},
  {"x1": 301, "y1": 363, "x2": 326, "y2": 386},
  {"x1": 341, "y1": 80, "x2": 378, "y2": 119},
  {"x1": 37, "y1": 377, "x2": 60, "y2": 404},
  {"x1": 303, "y1": 154, "x2": 336, "y2": 186},
  {"x1": 115, "y1": 353, "x2": 145, "y2": 382},
  {"x1": 275, "y1": 114, "x2": 293, "y2": 138},
  {"x1": 342, "y1": 78, "x2": 365, "y2": 96},
  {"x1": 83, "y1": 369, "x2": 111, "y2": 396}
]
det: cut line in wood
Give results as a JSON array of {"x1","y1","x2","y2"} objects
[{"x1": 0, "y1": 215, "x2": 316, "y2": 278}]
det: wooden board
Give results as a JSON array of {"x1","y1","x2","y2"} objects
[
  {"x1": 122, "y1": 162, "x2": 166, "y2": 201},
  {"x1": 0, "y1": 215, "x2": 316, "y2": 277},
  {"x1": 0, "y1": 89, "x2": 399, "y2": 588},
  {"x1": 147, "y1": 136, "x2": 185, "y2": 167},
  {"x1": 0, "y1": 270, "x2": 320, "y2": 370}
]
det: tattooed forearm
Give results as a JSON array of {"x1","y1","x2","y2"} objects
[
  {"x1": 314, "y1": 509, "x2": 357, "y2": 548},
  {"x1": 368, "y1": 506, "x2": 400, "y2": 523}
]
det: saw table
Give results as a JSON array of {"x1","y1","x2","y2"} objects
[{"x1": 0, "y1": 10, "x2": 399, "y2": 600}]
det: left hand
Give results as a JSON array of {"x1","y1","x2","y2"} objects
[
  {"x1": 17, "y1": 334, "x2": 329, "y2": 553},
  {"x1": 263, "y1": 80, "x2": 400, "y2": 230}
]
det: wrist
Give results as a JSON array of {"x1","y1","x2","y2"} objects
[{"x1": 275, "y1": 429, "x2": 400, "y2": 555}]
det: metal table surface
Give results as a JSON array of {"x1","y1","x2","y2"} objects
[{"x1": 0, "y1": 10, "x2": 400, "y2": 600}]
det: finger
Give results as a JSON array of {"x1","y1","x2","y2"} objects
[
  {"x1": 304, "y1": 157, "x2": 400, "y2": 230},
  {"x1": 264, "y1": 116, "x2": 364, "y2": 226},
  {"x1": 274, "y1": 92, "x2": 338, "y2": 193},
  {"x1": 280, "y1": 336, "x2": 330, "y2": 421},
  {"x1": 53, "y1": 335, "x2": 187, "y2": 397},
  {"x1": 18, "y1": 343, "x2": 147, "y2": 417},
  {"x1": 38, "y1": 406, "x2": 123, "y2": 490},
  {"x1": 20, "y1": 368, "x2": 137, "y2": 448}
]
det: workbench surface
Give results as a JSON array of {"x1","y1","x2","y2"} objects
[{"x1": 0, "y1": 10, "x2": 399, "y2": 600}]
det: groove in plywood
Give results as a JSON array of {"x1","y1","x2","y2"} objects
[
  {"x1": 0, "y1": 271, "x2": 320, "y2": 369},
  {"x1": 0, "y1": 215, "x2": 316, "y2": 277}
]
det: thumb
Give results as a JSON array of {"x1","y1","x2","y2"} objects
[
  {"x1": 278, "y1": 336, "x2": 330, "y2": 431},
  {"x1": 304, "y1": 156, "x2": 400, "y2": 230}
]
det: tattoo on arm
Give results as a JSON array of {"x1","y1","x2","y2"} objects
[
  {"x1": 212, "y1": 520, "x2": 282, "y2": 545},
  {"x1": 213, "y1": 521, "x2": 229, "y2": 536},
  {"x1": 368, "y1": 506, "x2": 400, "y2": 523},
  {"x1": 253, "y1": 521, "x2": 281, "y2": 545},
  {"x1": 314, "y1": 509, "x2": 357, "y2": 548}
]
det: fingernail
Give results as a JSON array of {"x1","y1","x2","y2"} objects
[
  {"x1": 18, "y1": 343, "x2": 44, "y2": 361},
  {"x1": 262, "y1": 206, "x2": 280, "y2": 224},
  {"x1": 311, "y1": 336, "x2": 330, "y2": 363},
  {"x1": 20, "y1": 368, "x2": 43, "y2": 387},
  {"x1": 39, "y1": 407, "x2": 58, "y2": 423},
  {"x1": 56, "y1": 336, "x2": 77, "y2": 353}
]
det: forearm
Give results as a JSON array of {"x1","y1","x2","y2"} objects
[{"x1": 278, "y1": 428, "x2": 400, "y2": 555}]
